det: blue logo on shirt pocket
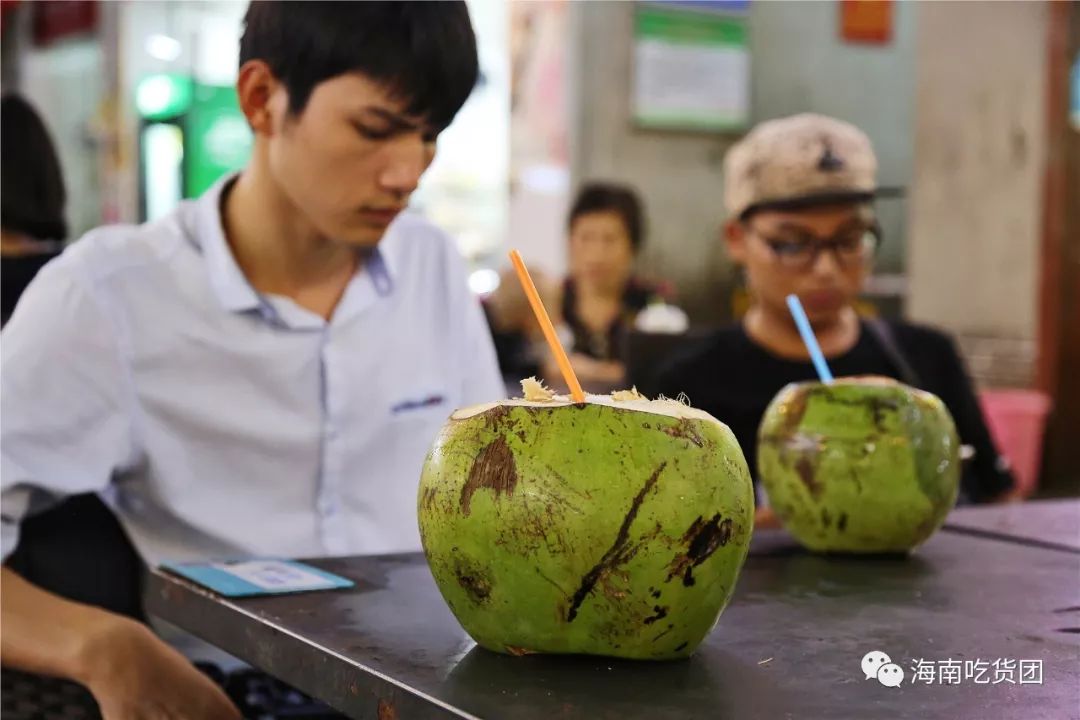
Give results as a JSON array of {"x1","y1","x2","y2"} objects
[{"x1": 391, "y1": 394, "x2": 446, "y2": 415}]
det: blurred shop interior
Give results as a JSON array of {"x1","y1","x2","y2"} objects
[{"x1": 1, "y1": 0, "x2": 1078, "y2": 495}]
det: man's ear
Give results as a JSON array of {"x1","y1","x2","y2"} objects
[{"x1": 237, "y1": 59, "x2": 286, "y2": 137}]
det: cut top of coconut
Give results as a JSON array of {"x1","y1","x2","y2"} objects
[
  {"x1": 452, "y1": 378, "x2": 725, "y2": 426},
  {"x1": 835, "y1": 375, "x2": 900, "y2": 387}
]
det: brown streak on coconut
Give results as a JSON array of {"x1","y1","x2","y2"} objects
[
  {"x1": 848, "y1": 468, "x2": 864, "y2": 494},
  {"x1": 421, "y1": 486, "x2": 438, "y2": 513},
  {"x1": 662, "y1": 418, "x2": 706, "y2": 448},
  {"x1": 780, "y1": 388, "x2": 810, "y2": 435},
  {"x1": 599, "y1": 574, "x2": 628, "y2": 600},
  {"x1": 565, "y1": 463, "x2": 667, "y2": 622},
  {"x1": 643, "y1": 605, "x2": 669, "y2": 625},
  {"x1": 665, "y1": 514, "x2": 733, "y2": 586},
  {"x1": 483, "y1": 404, "x2": 512, "y2": 430},
  {"x1": 505, "y1": 645, "x2": 537, "y2": 656},
  {"x1": 455, "y1": 571, "x2": 491, "y2": 604},
  {"x1": 460, "y1": 437, "x2": 519, "y2": 516},
  {"x1": 652, "y1": 623, "x2": 676, "y2": 643},
  {"x1": 812, "y1": 390, "x2": 897, "y2": 435},
  {"x1": 869, "y1": 398, "x2": 888, "y2": 433},
  {"x1": 795, "y1": 455, "x2": 823, "y2": 498},
  {"x1": 536, "y1": 567, "x2": 569, "y2": 597}
]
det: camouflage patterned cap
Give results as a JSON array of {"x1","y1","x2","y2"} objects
[{"x1": 723, "y1": 113, "x2": 878, "y2": 219}]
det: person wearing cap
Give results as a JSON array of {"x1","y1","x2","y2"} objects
[
  {"x1": 1, "y1": 2, "x2": 500, "y2": 716},
  {"x1": 640, "y1": 114, "x2": 1016, "y2": 527}
]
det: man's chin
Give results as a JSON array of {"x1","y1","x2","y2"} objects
[{"x1": 334, "y1": 229, "x2": 387, "y2": 248}]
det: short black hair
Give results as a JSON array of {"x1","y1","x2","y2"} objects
[
  {"x1": 568, "y1": 182, "x2": 645, "y2": 252},
  {"x1": 1, "y1": 94, "x2": 67, "y2": 241},
  {"x1": 239, "y1": 1, "x2": 478, "y2": 132}
]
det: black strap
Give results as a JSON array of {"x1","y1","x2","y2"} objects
[{"x1": 864, "y1": 318, "x2": 922, "y2": 387}]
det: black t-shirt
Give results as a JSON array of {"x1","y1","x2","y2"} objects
[{"x1": 638, "y1": 321, "x2": 1014, "y2": 504}]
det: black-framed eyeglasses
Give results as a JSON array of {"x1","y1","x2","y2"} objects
[{"x1": 750, "y1": 224, "x2": 882, "y2": 272}]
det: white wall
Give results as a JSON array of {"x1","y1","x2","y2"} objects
[
  {"x1": 22, "y1": 42, "x2": 106, "y2": 239},
  {"x1": 751, "y1": 0, "x2": 917, "y2": 274},
  {"x1": 414, "y1": 0, "x2": 510, "y2": 266},
  {"x1": 907, "y1": 0, "x2": 1046, "y2": 342}
]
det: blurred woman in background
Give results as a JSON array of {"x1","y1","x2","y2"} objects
[
  {"x1": 555, "y1": 182, "x2": 680, "y2": 389},
  {"x1": 1, "y1": 94, "x2": 67, "y2": 326}
]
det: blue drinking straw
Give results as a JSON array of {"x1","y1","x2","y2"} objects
[{"x1": 786, "y1": 294, "x2": 834, "y2": 383}]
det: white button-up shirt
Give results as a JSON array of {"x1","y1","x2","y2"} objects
[{"x1": 1, "y1": 176, "x2": 503, "y2": 565}]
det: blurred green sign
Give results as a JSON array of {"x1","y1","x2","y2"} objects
[
  {"x1": 136, "y1": 74, "x2": 252, "y2": 208},
  {"x1": 186, "y1": 83, "x2": 252, "y2": 197},
  {"x1": 632, "y1": 3, "x2": 750, "y2": 131}
]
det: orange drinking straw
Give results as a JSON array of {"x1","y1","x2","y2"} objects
[{"x1": 508, "y1": 249, "x2": 586, "y2": 404}]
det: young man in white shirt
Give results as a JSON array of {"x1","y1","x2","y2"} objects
[{"x1": 1, "y1": 2, "x2": 502, "y2": 716}]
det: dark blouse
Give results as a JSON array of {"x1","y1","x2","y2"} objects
[{"x1": 562, "y1": 277, "x2": 672, "y2": 361}]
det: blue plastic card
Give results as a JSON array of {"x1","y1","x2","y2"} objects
[{"x1": 161, "y1": 559, "x2": 354, "y2": 597}]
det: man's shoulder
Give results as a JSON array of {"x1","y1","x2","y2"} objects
[
  {"x1": 381, "y1": 212, "x2": 469, "y2": 288},
  {"x1": 383, "y1": 212, "x2": 459, "y2": 257},
  {"x1": 56, "y1": 211, "x2": 192, "y2": 287},
  {"x1": 5, "y1": 215, "x2": 192, "y2": 338}
]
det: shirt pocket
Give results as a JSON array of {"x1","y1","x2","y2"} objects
[
  {"x1": 384, "y1": 385, "x2": 459, "y2": 427},
  {"x1": 379, "y1": 387, "x2": 459, "y2": 471}
]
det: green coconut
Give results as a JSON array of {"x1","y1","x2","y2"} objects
[
  {"x1": 757, "y1": 376, "x2": 960, "y2": 553},
  {"x1": 417, "y1": 384, "x2": 754, "y2": 660}
]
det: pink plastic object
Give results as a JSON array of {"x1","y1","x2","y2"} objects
[{"x1": 978, "y1": 390, "x2": 1052, "y2": 498}]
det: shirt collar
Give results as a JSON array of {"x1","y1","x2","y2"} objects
[
  {"x1": 193, "y1": 173, "x2": 397, "y2": 314},
  {"x1": 194, "y1": 173, "x2": 262, "y2": 313},
  {"x1": 369, "y1": 215, "x2": 405, "y2": 296},
  {"x1": 360, "y1": 241, "x2": 394, "y2": 298}
]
